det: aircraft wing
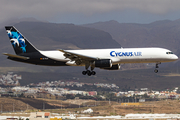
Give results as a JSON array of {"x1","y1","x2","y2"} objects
[
  {"x1": 3, "y1": 53, "x2": 29, "y2": 60},
  {"x1": 59, "y1": 49, "x2": 98, "y2": 65}
]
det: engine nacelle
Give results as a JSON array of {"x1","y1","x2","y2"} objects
[
  {"x1": 93, "y1": 59, "x2": 112, "y2": 68},
  {"x1": 102, "y1": 64, "x2": 120, "y2": 70}
]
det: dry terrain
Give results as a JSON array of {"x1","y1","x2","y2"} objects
[{"x1": 0, "y1": 98, "x2": 180, "y2": 116}]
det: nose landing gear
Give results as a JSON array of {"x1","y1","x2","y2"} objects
[
  {"x1": 154, "y1": 63, "x2": 160, "y2": 73},
  {"x1": 154, "y1": 69, "x2": 158, "y2": 73}
]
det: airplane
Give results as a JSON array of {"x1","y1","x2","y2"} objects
[{"x1": 3, "y1": 26, "x2": 178, "y2": 76}]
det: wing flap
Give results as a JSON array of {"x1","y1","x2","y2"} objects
[
  {"x1": 59, "y1": 49, "x2": 98, "y2": 65},
  {"x1": 3, "y1": 53, "x2": 29, "y2": 60},
  {"x1": 59, "y1": 49, "x2": 97, "y2": 60}
]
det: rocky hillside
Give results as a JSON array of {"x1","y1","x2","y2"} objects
[{"x1": 82, "y1": 19, "x2": 180, "y2": 52}]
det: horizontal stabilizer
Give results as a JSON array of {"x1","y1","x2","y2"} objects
[{"x1": 3, "y1": 53, "x2": 29, "y2": 60}]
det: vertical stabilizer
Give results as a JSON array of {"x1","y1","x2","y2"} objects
[{"x1": 5, "y1": 26, "x2": 39, "y2": 55}]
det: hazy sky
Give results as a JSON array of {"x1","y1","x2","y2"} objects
[{"x1": 1, "y1": 0, "x2": 180, "y2": 24}]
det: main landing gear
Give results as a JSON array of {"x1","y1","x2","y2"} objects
[
  {"x1": 82, "y1": 62, "x2": 96, "y2": 76},
  {"x1": 82, "y1": 70, "x2": 96, "y2": 76},
  {"x1": 154, "y1": 63, "x2": 160, "y2": 73}
]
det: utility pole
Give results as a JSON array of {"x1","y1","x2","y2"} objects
[
  {"x1": 61, "y1": 101, "x2": 62, "y2": 110},
  {"x1": 69, "y1": 102, "x2": 71, "y2": 107},
  {"x1": 114, "y1": 107, "x2": 115, "y2": 115},
  {"x1": 43, "y1": 102, "x2": 45, "y2": 110},
  {"x1": 1, "y1": 104, "x2": 2, "y2": 113},
  {"x1": 27, "y1": 103, "x2": 28, "y2": 110},
  {"x1": 13, "y1": 103, "x2": 14, "y2": 112}
]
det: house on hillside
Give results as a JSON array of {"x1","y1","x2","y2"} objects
[
  {"x1": 88, "y1": 91, "x2": 97, "y2": 96},
  {"x1": 29, "y1": 112, "x2": 51, "y2": 120}
]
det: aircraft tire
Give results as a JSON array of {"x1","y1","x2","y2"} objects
[
  {"x1": 154, "y1": 69, "x2": 158, "y2": 73},
  {"x1": 87, "y1": 70, "x2": 92, "y2": 76},
  {"x1": 87, "y1": 72, "x2": 92, "y2": 76},
  {"x1": 82, "y1": 71, "x2": 87, "y2": 75},
  {"x1": 91, "y1": 71, "x2": 96, "y2": 75},
  {"x1": 87, "y1": 73, "x2": 91, "y2": 76}
]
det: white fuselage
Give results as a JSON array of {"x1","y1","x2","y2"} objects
[{"x1": 40, "y1": 47, "x2": 178, "y2": 66}]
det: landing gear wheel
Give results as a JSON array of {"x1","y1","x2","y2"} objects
[
  {"x1": 154, "y1": 69, "x2": 158, "y2": 73},
  {"x1": 82, "y1": 71, "x2": 87, "y2": 75},
  {"x1": 156, "y1": 64, "x2": 159, "y2": 68},
  {"x1": 87, "y1": 70, "x2": 92, "y2": 76},
  {"x1": 91, "y1": 71, "x2": 96, "y2": 75}
]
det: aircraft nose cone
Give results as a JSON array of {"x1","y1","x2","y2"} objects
[{"x1": 173, "y1": 55, "x2": 178, "y2": 60}]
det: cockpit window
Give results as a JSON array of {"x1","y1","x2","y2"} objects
[{"x1": 166, "y1": 52, "x2": 173, "y2": 54}]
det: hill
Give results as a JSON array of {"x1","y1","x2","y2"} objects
[
  {"x1": 13, "y1": 22, "x2": 121, "y2": 49},
  {"x1": 17, "y1": 67, "x2": 180, "y2": 90},
  {"x1": 2, "y1": 98, "x2": 180, "y2": 116},
  {"x1": 82, "y1": 19, "x2": 180, "y2": 52}
]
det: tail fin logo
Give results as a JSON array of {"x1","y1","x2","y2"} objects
[{"x1": 7, "y1": 29, "x2": 27, "y2": 53}]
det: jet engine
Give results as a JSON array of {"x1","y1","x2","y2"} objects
[
  {"x1": 93, "y1": 59, "x2": 112, "y2": 68},
  {"x1": 102, "y1": 64, "x2": 120, "y2": 70}
]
